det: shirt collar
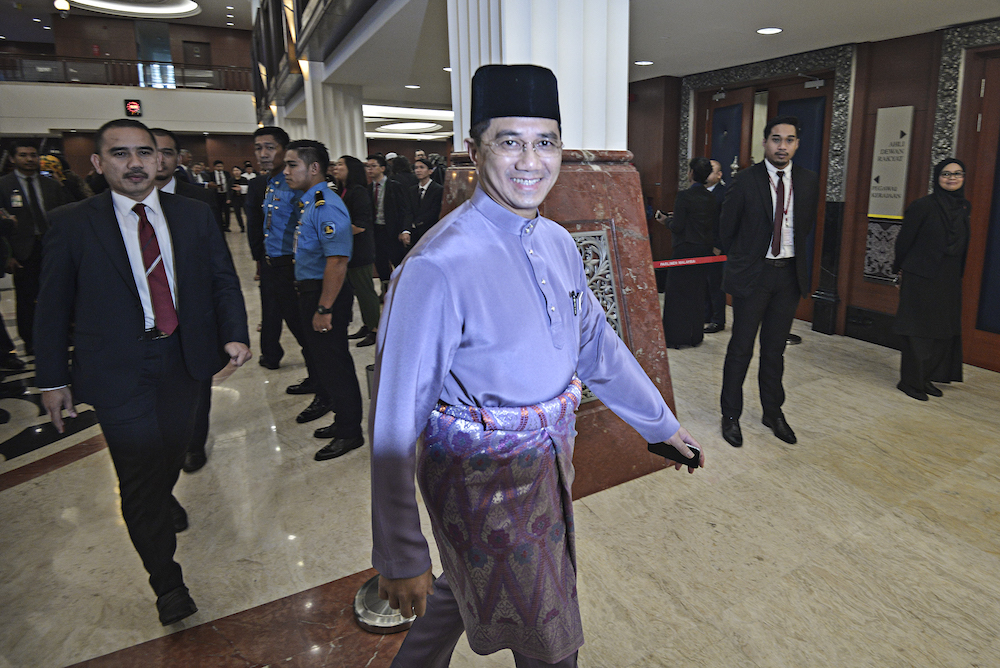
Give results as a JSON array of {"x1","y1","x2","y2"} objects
[
  {"x1": 470, "y1": 187, "x2": 539, "y2": 236},
  {"x1": 112, "y1": 187, "x2": 163, "y2": 222},
  {"x1": 14, "y1": 169, "x2": 35, "y2": 181},
  {"x1": 159, "y1": 177, "x2": 177, "y2": 194},
  {"x1": 764, "y1": 159, "x2": 792, "y2": 178}
]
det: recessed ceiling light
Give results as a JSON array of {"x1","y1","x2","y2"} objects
[
  {"x1": 0, "y1": 36, "x2": 6, "y2": 39},
  {"x1": 203, "y1": 131, "x2": 209, "y2": 135},
  {"x1": 33, "y1": 17, "x2": 41, "y2": 22},
  {"x1": 54, "y1": 0, "x2": 70, "y2": 9},
  {"x1": 405, "y1": 84, "x2": 420, "y2": 89},
  {"x1": 226, "y1": 14, "x2": 234, "y2": 17},
  {"x1": 43, "y1": 25, "x2": 51, "y2": 29},
  {"x1": 634, "y1": 60, "x2": 654, "y2": 66},
  {"x1": 69, "y1": 0, "x2": 200, "y2": 19},
  {"x1": 443, "y1": 67, "x2": 452, "y2": 72},
  {"x1": 377, "y1": 122, "x2": 441, "y2": 133},
  {"x1": 226, "y1": 22, "x2": 234, "y2": 25},
  {"x1": 757, "y1": 27, "x2": 782, "y2": 35}
]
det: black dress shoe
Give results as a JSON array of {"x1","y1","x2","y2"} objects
[
  {"x1": 0, "y1": 354, "x2": 26, "y2": 370},
  {"x1": 170, "y1": 500, "x2": 188, "y2": 533},
  {"x1": 286, "y1": 378, "x2": 319, "y2": 395},
  {"x1": 297, "y1": 396, "x2": 332, "y2": 423},
  {"x1": 182, "y1": 450, "x2": 207, "y2": 474},
  {"x1": 313, "y1": 422, "x2": 336, "y2": 439},
  {"x1": 721, "y1": 416, "x2": 743, "y2": 447},
  {"x1": 762, "y1": 412, "x2": 797, "y2": 444},
  {"x1": 348, "y1": 325, "x2": 370, "y2": 340},
  {"x1": 314, "y1": 436, "x2": 364, "y2": 461},
  {"x1": 356, "y1": 331, "x2": 377, "y2": 347},
  {"x1": 157, "y1": 586, "x2": 198, "y2": 626},
  {"x1": 924, "y1": 383, "x2": 943, "y2": 397},
  {"x1": 786, "y1": 333, "x2": 802, "y2": 345},
  {"x1": 703, "y1": 323, "x2": 724, "y2": 334},
  {"x1": 897, "y1": 382, "x2": 928, "y2": 401},
  {"x1": 258, "y1": 357, "x2": 280, "y2": 370}
]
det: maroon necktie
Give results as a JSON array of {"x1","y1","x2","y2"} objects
[
  {"x1": 134, "y1": 203, "x2": 178, "y2": 335},
  {"x1": 771, "y1": 170, "x2": 785, "y2": 256}
]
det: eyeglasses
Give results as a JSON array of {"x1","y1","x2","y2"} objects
[
  {"x1": 484, "y1": 138, "x2": 563, "y2": 158},
  {"x1": 940, "y1": 171, "x2": 965, "y2": 179}
]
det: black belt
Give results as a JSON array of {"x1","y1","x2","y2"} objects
[
  {"x1": 294, "y1": 279, "x2": 322, "y2": 293},
  {"x1": 764, "y1": 258, "x2": 794, "y2": 268},
  {"x1": 139, "y1": 327, "x2": 173, "y2": 341},
  {"x1": 265, "y1": 255, "x2": 294, "y2": 267}
]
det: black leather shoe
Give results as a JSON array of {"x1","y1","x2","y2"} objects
[
  {"x1": 313, "y1": 422, "x2": 336, "y2": 439},
  {"x1": 314, "y1": 436, "x2": 364, "y2": 461},
  {"x1": 703, "y1": 323, "x2": 724, "y2": 334},
  {"x1": 258, "y1": 357, "x2": 280, "y2": 370},
  {"x1": 297, "y1": 396, "x2": 332, "y2": 423},
  {"x1": 182, "y1": 451, "x2": 207, "y2": 474},
  {"x1": 0, "y1": 354, "x2": 25, "y2": 370},
  {"x1": 721, "y1": 416, "x2": 743, "y2": 447},
  {"x1": 762, "y1": 412, "x2": 797, "y2": 444},
  {"x1": 786, "y1": 333, "x2": 802, "y2": 345},
  {"x1": 157, "y1": 586, "x2": 198, "y2": 626},
  {"x1": 286, "y1": 378, "x2": 318, "y2": 395},
  {"x1": 356, "y1": 331, "x2": 377, "y2": 347},
  {"x1": 170, "y1": 500, "x2": 188, "y2": 533},
  {"x1": 348, "y1": 325, "x2": 370, "y2": 340},
  {"x1": 924, "y1": 383, "x2": 943, "y2": 397},
  {"x1": 897, "y1": 382, "x2": 928, "y2": 401}
]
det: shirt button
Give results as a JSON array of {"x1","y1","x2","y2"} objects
[
  {"x1": 550, "y1": 306, "x2": 556, "y2": 312},
  {"x1": 541, "y1": 279, "x2": 546, "y2": 284},
  {"x1": 529, "y1": 250, "x2": 534, "y2": 254}
]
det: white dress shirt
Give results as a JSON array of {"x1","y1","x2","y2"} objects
[
  {"x1": 111, "y1": 189, "x2": 178, "y2": 329},
  {"x1": 764, "y1": 159, "x2": 795, "y2": 259}
]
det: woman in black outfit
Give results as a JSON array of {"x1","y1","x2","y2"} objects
[
  {"x1": 661, "y1": 157, "x2": 719, "y2": 348},
  {"x1": 892, "y1": 158, "x2": 971, "y2": 401},
  {"x1": 332, "y1": 155, "x2": 380, "y2": 348}
]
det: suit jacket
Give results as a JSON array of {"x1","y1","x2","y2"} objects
[
  {"x1": 174, "y1": 165, "x2": 192, "y2": 184},
  {"x1": 409, "y1": 180, "x2": 443, "y2": 244},
  {"x1": 34, "y1": 190, "x2": 249, "y2": 408},
  {"x1": 245, "y1": 172, "x2": 268, "y2": 261},
  {"x1": 207, "y1": 170, "x2": 233, "y2": 200},
  {"x1": 0, "y1": 171, "x2": 68, "y2": 261},
  {"x1": 368, "y1": 177, "x2": 413, "y2": 238},
  {"x1": 720, "y1": 161, "x2": 818, "y2": 298},
  {"x1": 176, "y1": 178, "x2": 221, "y2": 224}
]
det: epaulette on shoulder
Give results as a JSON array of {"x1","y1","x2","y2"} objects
[{"x1": 314, "y1": 190, "x2": 325, "y2": 207}]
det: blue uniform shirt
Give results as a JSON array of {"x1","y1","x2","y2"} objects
[
  {"x1": 263, "y1": 172, "x2": 301, "y2": 258},
  {"x1": 293, "y1": 181, "x2": 353, "y2": 281}
]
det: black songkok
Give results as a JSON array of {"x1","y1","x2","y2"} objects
[{"x1": 470, "y1": 64, "x2": 561, "y2": 128}]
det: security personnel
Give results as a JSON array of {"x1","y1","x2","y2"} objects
[{"x1": 283, "y1": 140, "x2": 365, "y2": 461}]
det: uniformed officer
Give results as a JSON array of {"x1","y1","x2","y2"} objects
[
  {"x1": 252, "y1": 127, "x2": 332, "y2": 423},
  {"x1": 283, "y1": 140, "x2": 365, "y2": 461}
]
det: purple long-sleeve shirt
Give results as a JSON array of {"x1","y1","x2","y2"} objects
[{"x1": 370, "y1": 187, "x2": 681, "y2": 579}]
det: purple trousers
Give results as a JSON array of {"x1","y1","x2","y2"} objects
[{"x1": 391, "y1": 572, "x2": 579, "y2": 668}]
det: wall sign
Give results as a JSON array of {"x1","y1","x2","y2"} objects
[
  {"x1": 124, "y1": 99, "x2": 142, "y2": 117},
  {"x1": 867, "y1": 106, "x2": 913, "y2": 219}
]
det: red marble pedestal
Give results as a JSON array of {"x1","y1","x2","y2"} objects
[{"x1": 442, "y1": 150, "x2": 675, "y2": 500}]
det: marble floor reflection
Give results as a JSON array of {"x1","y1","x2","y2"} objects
[{"x1": 1, "y1": 231, "x2": 998, "y2": 668}]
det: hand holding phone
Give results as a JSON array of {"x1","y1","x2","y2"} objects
[{"x1": 648, "y1": 441, "x2": 701, "y2": 468}]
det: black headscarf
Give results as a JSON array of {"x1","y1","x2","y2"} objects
[{"x1": 932, "y1": 158, "x2": 970, "y2": 256}]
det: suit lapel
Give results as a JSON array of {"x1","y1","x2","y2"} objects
[
  {"x1": 160, "y1": 192, "x2": 187, "y2": 295},
  {"x1": 752, "y1": 163, "x2": 773, "y2": 233},
  {"x1": 88, "y1": 191, "x2": 140, "y2": 301}
]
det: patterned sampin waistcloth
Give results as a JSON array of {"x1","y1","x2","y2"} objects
[{"x1": 416, "y1": 377, "x2": 584, "y2": 663}]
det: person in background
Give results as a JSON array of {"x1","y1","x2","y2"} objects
[
  {"x1": 230, "y1": 166, "x2": 247, "y2": 232},
  {"x1": 891, "y1": 158, "x2": 970, "y2": 401},
  {"x1": 405, "y1": 157, "x2": 443, "y2": 247},
  {"x1": 704, "y1": 159, "x2": 727, "y2": 334},
  {"x1": 39, "y1": 154, "x2": 93, "y2": 202}
]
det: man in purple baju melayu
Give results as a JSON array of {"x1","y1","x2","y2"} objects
[{"x1": 369, "y1": 64, "x2": 705, "y2": 667}]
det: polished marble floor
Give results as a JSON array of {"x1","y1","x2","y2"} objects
[{"x1": 1, "y1": 231, "x2": 999, "y2": 667}]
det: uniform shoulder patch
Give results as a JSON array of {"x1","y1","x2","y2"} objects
[{"x1": 323, "y1": 223, "x2": 335, "y2": 237}]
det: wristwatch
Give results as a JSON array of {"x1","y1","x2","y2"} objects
[{"x1": 316, "y1": 304, "x2": 332, "y2": 315}]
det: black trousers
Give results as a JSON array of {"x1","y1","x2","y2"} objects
[
  {"x1": 296, "y1": 284, "x2": 363, "y2": 438},
  {"x1": 13, "y1": 237, "x2": 42, "y2": 354},
  {"x1": 258, "y1": 260, "x2": 320, "y2": 390},
  {"x1": 0, "y1": 301, "x2": 16, "y2": 355},
  {"x1": 215, "y1": 192, "x2": 229, "y2": 231},
  {"x1": 721, "y1": 261, "x2": 800, "y2": 419},
  {"x1": 188, "y1": 379, "x2": 212, "y2": 456},
  {"x1": 705, "y1": 261, "x2": 726, "y2": 326},
  {"x1": 373, "y1": 224, "x2": 404, "y2": 282},
  {"x1": 94, "y1": 334, "x2": 201, "y2": 597},
  {"x1": 231, "y1": 196, "x2": 245, "y2": 230}
]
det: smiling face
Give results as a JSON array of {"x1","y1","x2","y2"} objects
[
  {"x1": 466, "y1": 116, "x2": 562, "y2": 219},
  {"x1": 91, "y1": 126, "x2": 159, "y2": 201},
  {"x1": 938, "y1": 162, "x2": 965, "y2": 192},
  {"x1": 763, "y1": 124, "x2": 799, "y2": 169}
]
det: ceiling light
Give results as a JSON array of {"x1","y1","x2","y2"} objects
[
  {"x1": 634, "y1": 60, "x2": 653, "y2": 66},
  {"x1": 33, "y1": 17, "x2": 42, "y2": 22},
  {"x1": 377, "y1": 122, "x2": 441, "y2": 133},
  {"x1": 203, "y1": 131, "x2": 209, "y2": 135},
  {"x1": 54, "y1": 0, "x2": 70, "y2": 9},
  {"x1": 226, "y1": 22, "x2": 234, "y2": 25},
  {"x1": 443, "y1": 67, "x2": 452, "y2": 72},
  {"x1": 226, "y1": 13, "x2": 234, "y2": 17},
  {"x1": 362, "y1": 104, "x2": 453, "y2": 121},
  {"x1": 68, "y1": 0, "x2": 200, "y2": 19},
  {"x1": 226, "y1": 4, "x2": 233, "y2": 8},
  {"x1": 405, "y1": 84, "x2": 420, "y2": 89},
  {"x1": 43, "y1": 25, "x2": 51, "y2": 29},
  {"x1": 757, "y1": 27, "x2": 782, "y2": 35}
]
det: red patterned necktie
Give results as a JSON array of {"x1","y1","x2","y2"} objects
[
  {"x1": 134, "y1": 203, "x2": 178, "y2": 335},
  {"x1": 771, "y1": 170, "x2": 785, "y2": 256}
]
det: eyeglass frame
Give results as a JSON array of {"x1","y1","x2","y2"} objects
[
  {"x1": 482, "y1": 138, "x2": 564, "y2": 157},
  {"x1": 940, "y1": 170, "x2": 965, "y2": 179}
]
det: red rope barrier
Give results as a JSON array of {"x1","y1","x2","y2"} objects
[{"x1": 653, "y1": 255, "x2": 727, "y2": 269}]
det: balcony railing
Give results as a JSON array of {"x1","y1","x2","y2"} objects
[{"x1": 0, "y1": 55, "x2": 252, "y2": 92}]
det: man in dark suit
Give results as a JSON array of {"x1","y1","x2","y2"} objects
[
  {"x1": 35, "y1": 119, "x2": 251, "y2": 626},
  {"x1": 208, "y1": 160, "x2": 233, "y2": 232},
  {"x1": 0, "y1": 139, "x2": 68, "y2": 357},
  {"x1": 365, "y1": 154, "x2": 412, "y2": 296},
  {"x1": 174, "y1": 148, "x2": 193, "y2": 183},
  {"x1": 151, "y1": 128, "x2": 223, "y2": 475},
  {"x1": 404, "y1": 157, "x2": 444, "y2": 247},
  {"x1": 719, "y1": 116, "x2": 818, "y2": 448}
]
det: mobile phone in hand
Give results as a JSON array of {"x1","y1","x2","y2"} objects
[{"x1": 648, "y1": 441, "x2": 701, "y2": 468}]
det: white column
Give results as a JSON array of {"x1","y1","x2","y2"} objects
[
  {"x1": 300, "y1": 60, "x2": 367, "y2": 159},
  {"x1": 447, "y1": 0, "x2": 630, "y2": 151}
]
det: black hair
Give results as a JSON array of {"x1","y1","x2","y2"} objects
[
  {"x1": 340, "y1": 155, "x2": 367, "y2": 189},
  {"x1": 763, "y1": 116, "x2": 801, "y2": 140},
  {"x1": 213, "y1": 160, "x2": 224, "y2": 166},
  {"x1": 689, "y1": 157, "x2": 712, "y2": 184},
  {"x1": 253, "y1": 126, "x2": 290, "y2": 148},
  {"x1": 93, "y1": 119, "x2": 156, "y2": 154},
  {"x1": 286, "y1": 139, "x2": 329, "y2": 174},
  {"x1": 391, "y1": 156, "x2": 412, "y2": 173},
  {"x1": 12, "y1": 138, "x2": 38, "y2": 152},
  {"x1": 413, "y1": 158, "x2": 432, "y2": 170},
  {"x1": 149, "y1": 128, "x2": 179, "y2": 151},
  {"x1": 366, "y1": 154, "x2": 387, "y2": 169}
]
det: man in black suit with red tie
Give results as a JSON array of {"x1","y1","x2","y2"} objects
[
  {"x1": 35, "y1": 119, "x2": 251, "y2": 626},
  {"x1": 719, "y1": 116, "x2": 818, "y2": 448}
]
